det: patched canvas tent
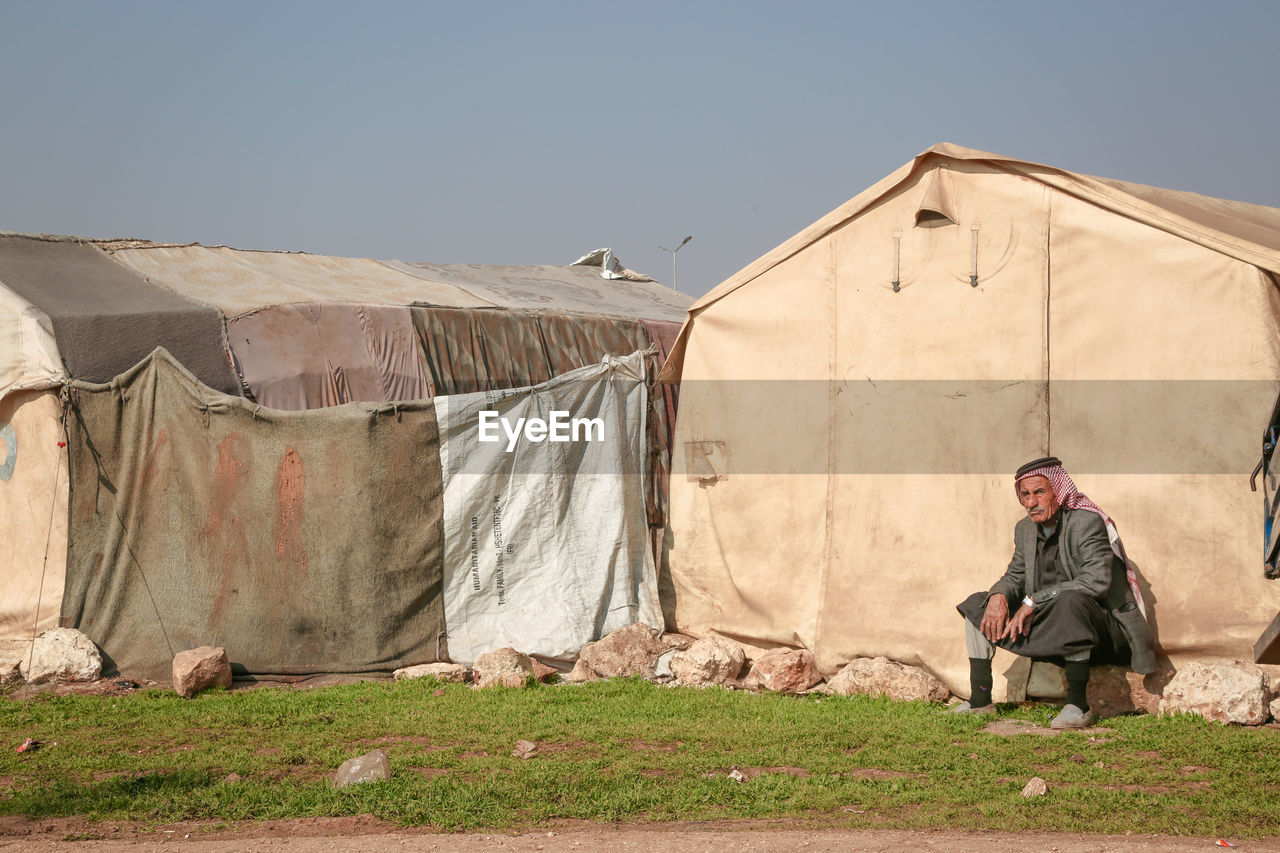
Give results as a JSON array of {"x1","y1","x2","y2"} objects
[
  {"x1": 658, "y1": 143, "x2": 1280, "y2": 699},
  {"x1": 0, "y1": 234, "x2": 691, "y2": 678}
]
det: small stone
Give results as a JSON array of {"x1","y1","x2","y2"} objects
[
  {"x1": 223, "y1": 773, "x2": 241, "y2": 784},
  {"x1": 530, "y1": 660, "x2": 558, "y2": 682},
  {"x1": 473, "y1": 648, "x2": 533, "y2": 687},
  {"x1": 743, "y1": 648, "x2": 822, "y2": 693},
  {"x1": 172, "y1": 646, "x2": 232, "y2": 698},
  {"x1": 433, "y1": 688, "x2": 446, "y2": 697},
  {"x1": 1021, "y1": 777, "x2": 1048, "y2": 797},
  {"x1": 512, "y1": 739, "x2": 538, "y2": 759},
  {"x1": 18, "y1": 628, "x2": 102, "y2": 684},
  {"x1": 334, "y1": 749, "x2": 389, "y2": 787},
  {"x1": 393, "y1": 662, "x2": 467, "y2": 683}
]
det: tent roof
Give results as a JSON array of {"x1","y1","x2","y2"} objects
[
  {"x1": 104, "y1": 242, "x2": 690, "y2": 322},
  {"x1": 658, "y1": 142, "x2": 1280, "y2": 381},
  {"x1": 388, "y1": 260, "x2": 690, "y2": 322}
]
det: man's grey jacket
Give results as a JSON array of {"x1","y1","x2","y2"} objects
[{"x1": 988, "y1": 507, "x2": 1156, "y2": 672}]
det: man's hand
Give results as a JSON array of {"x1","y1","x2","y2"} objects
[
  {"x1": 980, "y1": 596, "x2": 1009, "y2": 642},
  {"x1": 1001, "y1": 602, "x2": 1035, "y2": 641}
]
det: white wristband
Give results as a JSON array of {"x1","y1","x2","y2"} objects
[{"x1": 1022, "y1": 595, "x2": 1035, "y2": 609}]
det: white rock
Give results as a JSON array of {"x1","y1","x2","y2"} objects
[
  {"x1": 334, "y1": 749, "x2": 389, "y2": 787},
  {"x1": 1021, "y1": 777, "x2": 1048, "y2": 797},
  {"x1": 19, "y1": 628, "x2": 102, "y2": 684},
  {"x1": 472, "y1": 648, "x2": 533, "y2": 688},
  {"x1": 825, "y1": 657, "x2": 950, "y2": 703},
  {"x1": 670, "y1": 637, "x2": 746, "y2": 686},
  {"x1": 394, "y1": 662, "x2": 467, "y2": 683},
  {"x1": 1159, "y1": 660, "x2": 1270, "y2": 725}
]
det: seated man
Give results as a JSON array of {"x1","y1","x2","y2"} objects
[{"x1": 953, "y1": 457, "x2": 1155, "y2": 728}]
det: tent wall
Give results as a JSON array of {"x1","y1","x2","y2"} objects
[
  {"x1": 0, "y1": 389, "x2": 67, "y2": 639},
  {"x1": 63, "y1": 350, "x2": 447, "y2": 680},
  {"x1": 668, "y1": 158, "x2": 1280, "y2": 697},
  {"x1": 666, "y1": 235, "x2": 837, "y2": 653},
  {"x1": 1043, "y1": 189, "x2": 1280, "y2": 672}
]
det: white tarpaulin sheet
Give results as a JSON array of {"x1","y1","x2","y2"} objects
[
  {"x1": 434, "y1": 351, "x2": 659, "y2": 665},
  {"x1": 0, "y1": 281, "x2": 63, "y2": 401}
]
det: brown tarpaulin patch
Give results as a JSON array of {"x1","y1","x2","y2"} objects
[{"x1": 274, "y1": 447, "x2": 308, "y2": 577}]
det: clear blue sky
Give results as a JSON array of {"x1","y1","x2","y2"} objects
[{"x1": 2, "y1": 1, "x2": 1277, "y2": 297}]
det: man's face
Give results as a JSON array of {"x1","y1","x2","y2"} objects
[{"x1": 1017, "y1": 475, "x2": 1060, "y2": 523}]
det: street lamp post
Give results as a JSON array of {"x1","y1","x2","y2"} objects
[{"x1": 659, "y1": 235, "x2": 692, "y2": 292}]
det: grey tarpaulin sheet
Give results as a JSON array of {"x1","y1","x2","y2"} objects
[
  {"x1": 62, "y1": 348, "x2": 446, "y2": 680},
  {"x1": 227, "y1": 302, "x2": 431, "y2": 409},
  {"x1": 0, "y1": 235, "x2": 241, "y2": 395}
]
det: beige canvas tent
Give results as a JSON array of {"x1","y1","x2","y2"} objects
[{"x1": 658, "y1": 143, "x2": 1280, "y2": 698}]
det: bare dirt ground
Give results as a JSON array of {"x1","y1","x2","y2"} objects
[{"x1": 0, "y1": 817, "x2": 1275, "y2": 852}]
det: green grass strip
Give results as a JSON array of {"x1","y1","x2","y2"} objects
[{"x1": 1, "y1": 678, "x2": 1277, "y2": 836}]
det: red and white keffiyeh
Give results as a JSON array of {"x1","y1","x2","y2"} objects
[{"x1": 1015, "y1": 462, "x2": 1146, "y2": 617}]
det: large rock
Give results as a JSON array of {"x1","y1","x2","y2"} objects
[
  {"x1": 472, "y1": 648, "x2": 533, "y2": 687},
  {"x1": 825, "y1": 657, "x2": 950, "y2": 703},
  {"x1": 577, "y1": 623, "x2": 665, "y2": 679},
  {"x1": 1159, "y1": 660, "x2": 1270, "y2": 725},
  {"x1": 394, "y1": 662, "x2": 467, "y2": 683},
  {"x1": 19, "y1": 628, "x2": 102, "y2": 684},
  {"x1": 670, "y1": 637, "x2": 746, "y2": 686},
  {"x1": 334, "y1": 749, "x2": 389, "y2": 787},
  {"x1": 1086, "y1": 665, "x2": 1171, "y2": 716},
  {"x1": 743, "y1": 648, "x2": 822, "y2": 693},
  {"x1": 172, "y1": 646, "x2": 233, "y2": 698}
]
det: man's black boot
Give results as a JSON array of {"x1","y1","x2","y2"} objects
[{"x1": 951, "y1": 658, "x2": 994, "y2": 713}]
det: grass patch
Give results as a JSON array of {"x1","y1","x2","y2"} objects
[{"x1": 1, "y1": 678, "x2": 1277, "y2": 835}]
